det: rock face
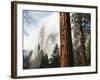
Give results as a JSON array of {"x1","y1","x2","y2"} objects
[{"x1": 60, "y1": 12, "x2": 74, "y2": 67}]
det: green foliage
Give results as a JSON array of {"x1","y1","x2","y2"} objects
[
  {"x1": 39, "y1": 50, "x2": 49, "y2": 68},
  {"x1": 38, "y1": 44, "x2": 60, "y2": 68},
  {"x1": 71, "y1": 13, "x2": 91, "y2": 66},
  {"x1": 49, "y1": 44, "x2": 60, "y2": 67},
  {"x1": 85, "y1": 37, "x2": 91, "y2": 66},
  {"x1": 72, "y1": 47, "x2": 80, "y2": 66}
]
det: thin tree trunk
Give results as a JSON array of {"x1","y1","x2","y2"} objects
[
  {"x1": 79, "y1": 14, "x2": 86, "y2": 66},
  {"x1": 60, "y1": 12, "x2": 74, "y2": 67}
]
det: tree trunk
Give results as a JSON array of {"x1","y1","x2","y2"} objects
[
  {"x1": 79, "y1": 15, "x2": 86, "y2": 66},
  {"x1": 60, "y1": 12, "x2": 74, "y2": 67}
]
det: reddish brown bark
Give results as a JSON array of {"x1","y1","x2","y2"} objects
[
  {"x1": 79, "y1": 27, "x2": 86, "y2": 65},
  {"x1": 79, "y1": 14, "x2": 86, "y2": 66},
  {"x1": 60, "y1": 12, "x2": 74, "y2": 67}
]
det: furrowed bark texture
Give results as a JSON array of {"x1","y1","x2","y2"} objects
[
  {"x1": 79, "y1": 14, "x2": 86, "y2": 66},
  {"x1": 60, "y1": 12, "x2": 74, "y2": 67}
]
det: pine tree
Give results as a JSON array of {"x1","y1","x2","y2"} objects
[
  {"x1": 49, "y1": 44, "x2": 60, "y2": 67},
  {"x1": 40, "y1": 50, "x2": 49, "y2": 68}
]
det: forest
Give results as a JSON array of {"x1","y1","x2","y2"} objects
[{"x1": 23, "y1": 11, "x2": 91, "y2": 69}]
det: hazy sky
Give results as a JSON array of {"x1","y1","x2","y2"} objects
[{"x1": 23, "y1": 10, "x2": 53, "y2": 36}]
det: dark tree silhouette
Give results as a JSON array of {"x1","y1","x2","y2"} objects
[
  {"x1": 23, "y1": 50, "x2": 33, "y2": 69},
  {"x1": 49, "y1": 44, "x2": 60, "y2": 67},
  {"x1": 39, "y1": 50, "x2": 49, "y2": 68}
]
